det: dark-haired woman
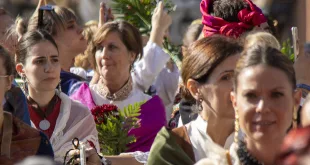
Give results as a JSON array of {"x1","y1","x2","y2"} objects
[
  {"x1": 148, "y1": 35, "x2": 243, "y2": 164},
  {"x1": 0, "y1": 45, "x2": 54, "y2": 164},
  {"x1": 196, "y1": 44, "x2": 301, "y2": 165},
  {"x1": 15, "y1": 30, "x2": 99, "y2": 163}
]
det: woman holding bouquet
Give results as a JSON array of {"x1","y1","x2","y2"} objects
[
  {"x1": 70, "y1": 19, "x2": 167, "y2": 153},
  {"x1": 15, "y1": 29, "x2": 100, "y2": 164}
]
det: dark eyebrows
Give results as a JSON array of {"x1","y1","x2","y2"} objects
[
  {"x1": 219, "y1": 70, "x2": 234, "y2": 76},
  {"x1": 50, "y1": 55, "x2": 59, "y2": 58}
]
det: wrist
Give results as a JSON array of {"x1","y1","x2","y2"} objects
[{"x1": 149, "y1": 28, "x2": 165, "y2": 45}]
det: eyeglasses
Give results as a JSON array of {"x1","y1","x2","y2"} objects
[{"x1": 38, "y1": 5, "x2": 54, "y2": 29}]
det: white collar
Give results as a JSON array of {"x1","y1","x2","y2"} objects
[{"x1": 192, "y1": 115, "x2": 235, "y2": 149}]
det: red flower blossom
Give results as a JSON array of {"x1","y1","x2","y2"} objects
[{"x1": 91, "y1": 104, "x2": 119, "y2": 124}]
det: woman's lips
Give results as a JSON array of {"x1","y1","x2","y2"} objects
[{"x1": 252, "y1": 121, "x2": 276, "y2": 126}]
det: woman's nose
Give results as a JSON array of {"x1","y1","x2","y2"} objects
[
  {"x1": 44, "y1": 61, "x2": 55, "y2": 73},
  {"x1": 256, "y1": 98, "x2": 271, "y2": 113}
]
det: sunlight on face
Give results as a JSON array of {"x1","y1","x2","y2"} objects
[
  {"x1": 23, "y1": 41, "x2": 61, "y2": 92},
  {"x1": 234, "y1": 65, "x2": 297, "y2": 142}
]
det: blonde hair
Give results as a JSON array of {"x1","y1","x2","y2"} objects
[
  {"x1": 74, "y1": 20, "x2": 98, "y2": 70},
  {"x1": 27, "y1": 6, "x2": 76, "y2": 36},
  {"x1": 244, "y1": 31, "x2": 280, "y2": 50}
]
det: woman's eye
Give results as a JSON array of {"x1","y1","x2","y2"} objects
[
  {"x1": 108, "y1": 45, "x2": 117, "y2": 50},
  {"x1": 52, "y1": 58, "x2": 59, "y2": 63},
  {"x1": 245, "y1": 93, "x2": 257, "y2": 99},
  {"x1": 221, "y1": 74, "x2": 232, "y2": 81},
  {"x1": 271, "y1": 92, "x2": 284, "y2": 98},
  {"x1": 96, "y1": 46, "x2": 104, "y2": 52},
  {"x1": 35, "y1": 60, "x2": 45, "y2": 64},
  {"x1": 67, "y1": 24, "x2": 74, "y2": 29}
]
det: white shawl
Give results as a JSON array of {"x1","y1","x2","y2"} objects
[{"x1": 31, "y1": 91, "x2": 99, "y2": 163}]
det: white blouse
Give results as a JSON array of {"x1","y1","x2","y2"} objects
[
  {"x1": 31, "y1": 91, "x2": 99, "y2": 163},
  {"x1": 133, "y1": 41, "x2": 170, "y2": 91},
  {"x1": 185, "y1": 115, "x2": 235, "y2": 162}
]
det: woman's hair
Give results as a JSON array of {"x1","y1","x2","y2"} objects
[
  {"x1": 211, "y1": 0, "x2": 249, "y2": 22},
  {"x1": 74, "y1": 20, "x2": 98, "y2": 70},
  {"x1": 90, "y1": 20, "x2": 143, "y2": 70},
  {"x1": 0, "y1": 45, "x2": 13, "y2": 75},
  {"x1": 15, "y1": 6, "x2": 76, "y2": 37},
  {"x1": 233, "y1": 44, "x2": 296, "y2": 92},
  {"x1": 183, "y1": 21, "x2": 203, "y2": 47},
  {"x1": 15, "y1": 30, "x2": 58, "y2": 65},
  {"x1": 244, "y1": 31, "x2": 280, "y2": 50},
  {"x1": 181, "y1": 35, "x2": 243, "y2": 101}
]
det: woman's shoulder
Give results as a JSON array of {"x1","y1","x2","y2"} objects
[{"x1": 148, "y1": 127, "x2": 195, "y2": 165}]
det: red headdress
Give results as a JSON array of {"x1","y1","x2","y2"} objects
[{"x1": 200, "y1": 0, "x2": 267, "y2": 38}]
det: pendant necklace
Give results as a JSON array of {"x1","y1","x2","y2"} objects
[{"x1": 27, "y1": 94, "x2": 58, "y2": 131}]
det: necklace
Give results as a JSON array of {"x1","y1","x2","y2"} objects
[
  {"x1": 237, "y1": 141, "x2": 264, "y2": 165},
  {"x1": 97, "y1": 77, "x2": 133, "y2": 101},
  {"x1": 27, "y1": 94, "x2": 58, "y2": 131}
]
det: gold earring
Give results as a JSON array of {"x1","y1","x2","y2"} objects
[
  {"x1": 293, "y1": 106, "x2": 298, "y2": 129},
  {"x1": 234, "y1": 108, "x2": 240, "y2": 144}
]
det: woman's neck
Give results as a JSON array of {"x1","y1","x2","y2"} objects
[
  {"x1": 60, "y1": 50, "x2": 75, "y2": 72},
  {"x1": 28, "y1": 86, "x2": 56, "y2": 108},
  {"x1": 246, "y1": 137, "x2": 283, "y2": 165},
  {"x1": 205, "y1": 113, "x2": 234, "y2": 147},
  {"x1": 100, "y1": 74, "x2": 130, "y2": 94}
]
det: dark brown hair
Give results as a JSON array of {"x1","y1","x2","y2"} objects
[
  {"x1": 211, "y1": 0, "x2": 249, "y2": 22},
  {"x1": 233, "y1": 44, "x2": 296, "y2": 92},
  {"x1": 181, "y1": 35, "x2": 243, "y2": 101},
  {"x1": 0, "y1": 45, "x2": 13, "y2": 75},
  {"x1": 90, "y1": 20, "x2": 143, "y2": 70},
  {"x1": 15, "y1": 30, "x2": 58, "y2": 65}
]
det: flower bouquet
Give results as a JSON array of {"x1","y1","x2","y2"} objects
[{"x1": 91, "y1": 102, "x2": 144, "y2": 155}]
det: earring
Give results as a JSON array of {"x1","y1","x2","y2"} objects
[
  {"x1": 191, "y1": 97, "x2": 203, "y2": 113},
  {"x1": 130, "y1": 64, "x2": 135, "y2": 73},
  {"x1": 293, "y1": 106, "x2": 298, "y2": 129},
  {"x1": 234, "y1": 108, "x2": 240, "y2": 145},
  {"x1": 58, "y1": 80, "x2": 62, "y2": 93},
  {"x1": 21, "y1": 76, "x2": 28, "y2": 97}
]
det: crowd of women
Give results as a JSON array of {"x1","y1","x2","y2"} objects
[{"x1": 1, "y1": 0, "x2": 310, "y2": 164}]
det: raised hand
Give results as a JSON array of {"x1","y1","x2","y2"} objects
[
  {"x1": 98, "y1": 2, "x2": 114, "y2": 28},
  {"x1": 149, "y1": 1, "x2": 172, "y2": 47}
]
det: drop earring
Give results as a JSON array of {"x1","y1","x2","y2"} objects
[{"x1": 21, "y1": 76, "x2": 28, "y2": 97}]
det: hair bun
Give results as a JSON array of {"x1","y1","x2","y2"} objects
[{"x1": 15, "y1": 17, "x2": 27, "y2": 41}]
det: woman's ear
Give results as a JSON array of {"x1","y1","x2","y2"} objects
[
  {"x1": 187, "y1": 79, "x2": 200, "y2": 100},
  {"x1": 230, "y1": 91, "x2": 237, "y2": 110},
  {"x1": 16, "y1": 63, "x2": 25, "y2": 77},
  {"x1": 294, "y1": 88, "x2": 302, "y2": 107},
  {"x1": 129, "y1": 51, "x2": 136, "y2": 64}
]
